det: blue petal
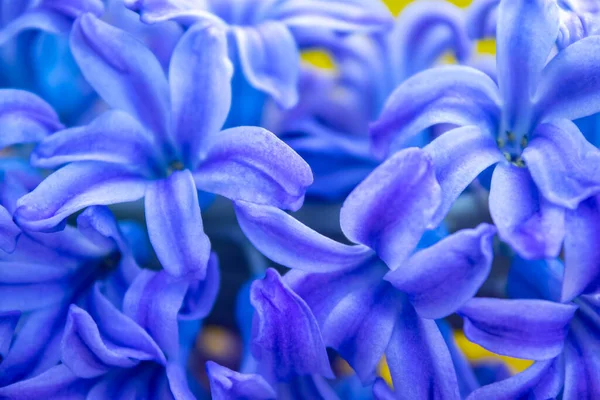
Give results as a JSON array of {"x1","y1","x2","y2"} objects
[
  {"x1": 39, "y1": 0, "x2": 104, "y2": 18},
  {"x1": 206, "y1": 361, "x2": 276, "y2": 400},
  {"x1": 465, "y1": 0, "x2": 499, "y2": 40},
  {"x1": 145, "y1": 170, "x2": 211, "y2": 279},
  {"x1": 194, "y1": 126, "x2": 313, "y2": 211},
  {"x1": 0, "y1": 205, "x2": 20, "y2": 253},
  {"x1": 250, "y1": 269, "x2": 334, "y2": 381},
  {"x1": 0, "y1": 10, "x2": 71, "y2": 46},
  {"x1": 459, "y1": 298, "x2": 577, "y2": 360},
  {"x1": 340, "y1": 148, "x2": 442, "y2": 269},
  {"x1": 124, "y1": 0, "x2": 225, "y2": 25},
  {"x1": 0, "y1": 311, "x2": 20, "y2": 358},
  {"x1": 386, "y1": 223, "x2": 496, "y2": 319},
  {"x1": 506, "y1": 256, "x2": 563, "y2": 302},
  {"x1": 231, "y1": 22, "x2": 299, "y2": 108},
  {"x1": 70, "y1": 13, "x2": 170, "y2": 142},
  {"x1": 563, "y1": 315, "x2": 600, "y2": 399},
  {"x1": 0, "y1": 364, "x2": 91, "y2": 399},
  {"x1": 235, "y1": 201, "x2": 373, "y2": 273},
  {"x1": 179, "y1": 252, "x2": 220, "y2": 320},
  {"x1": 369, "y1": 66, "x2": 501, "y2": 158}
]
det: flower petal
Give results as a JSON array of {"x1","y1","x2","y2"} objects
[
  {"x1": 523, "y1": 119, "x2": 600, "y2": 210},
  {"x1": 0, "y1": 89, "x2": 63, "y2": 150},
  {"x1": 489, "y1": 163, "x2": 565, "y2": 259},
  {"x1": 0, "y1": 364, "x2": 90, "y2": 399},
  {"x1": 0, "y1": 205, "x2": 20, "y2": 253},
  {"x1": 235, "y1": 201, "x2": 373, "y2": 273},
  {"x1": 386, "y1": 223, "x2": 496, "y2": 319},
  {"x1": 124, "y1": 0, "x2": 225, "y2": 25},
  {"x1": 145, "y1": 170, "x2": 210, "y2": 279},
  {"x1": 506, "y1": 257, "x2": 563, "y2": 303},
  {"x1": 0, "y1": 10, "x2": 71, "y2": 47},
  {"x1": 39, "y1": 0, "x2": 104, "y2": 18},
  {"x1": 14, "y1": 162, "x2": 147, "y2": 232},
  {"x1": 424, "y1": 125, "x2": 503, "y2": 227},
  {"x1": 0, "y1": 311, "x2": 20, "y2": 358},
  {"x1": 465, "y1": 0, "x2": 499, "y2": 39},
  {"x1": 535, "y1": 36, "x2": 600, "y2": 123},
  {"x1": 496, "y1": 0, "x2": 559, "y2": 133},
  {"x1": 178, "y1": 252, "x2": 220, "y2": 320},
  {"x1": 232, "y1": 22, "x2": 299, "y2": 108},
  {"x1": 70, "y1": 13, "x2": 170, "y2": 140},
  {"x1": 459, "y1": 298, "x2": 577, "y2": 360},
  {"x1": 369, "y1": 66, "x2": 501, "y2": 158},
  {"x1": 206, "y1": 361, "x2": 276, "y2": 400},
  {"x1": 169, "y1": 23, "x2": 232, "y2": 166},
  {"x1": 250, "y1": 269, "x2": 334, "y2": 381},
  {"x1": 340, "y1": 148, "x2": 441, "y2": 269},
  {"x1": 385, "y1": 302, "x2": 460, "y2": 400},
  {"x1": 563, "y1": 317, "x2": 600, "y2": 400},
  {"x1": 194, "y1": 126, "x2": 313, "y2": 211}
]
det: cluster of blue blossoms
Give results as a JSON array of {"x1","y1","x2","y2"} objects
[{"x1": 1, "y1": 0, "x2": 600, "y2": 398}]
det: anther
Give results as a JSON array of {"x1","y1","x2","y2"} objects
[
  {"x1": 506, "y1": 131, "x2": 515, "y2": 142},
  {"x1": 520, "y1": 135, "x2": 528, "y2": 148},
  {"x1": 167, "y1": 160, "x2": 185, "y2": 176}
]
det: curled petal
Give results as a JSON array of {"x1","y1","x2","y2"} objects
[
  {"x1": 340, "y1": 148, "x2": 441, "y2": 269},
  {"x1": 459, "y1": 298, "x2": 577, "y2": 360},
  {"x1": 0, "y1": 311, "x2": 20, "y2": 358},
  {"x1": 39, "y1": 0, "x2": 104, "y2": 18},
  {"x1": 0, "y1": 10, "x2": 70, "y2": 47},
  {"x1": 0, "y1": 364, "x2": 90, "y2": 399},
  {"x1": 489, "y1": 163, "x2": 565, "y2": 260},
  {"x1": 232, "y1": 22, "x2": 299, "y2": 108},
  {"x1": 124, "y1": 0, "x2": 225, "y2": 25},
  {"x1": 563, "y1": 319, "x2": 600, "y2": 399},
  {"x1": 70, "y1": 13, "x2": 170, "y2": 140},
  {"x1": 179, "y1": 253, "x2": 220, "y2": 320},
  {"x1": 506, "y1": 257, "x2": 563, "y2": 303},
  {"x1": 0, "y1": 205, "x2": 20, "y2": 253},
  {"x1": 250, "y1": 269, "x2": 334, "y2": 381},
  {"x1": 169, "y1": 23, "x2": 232, "y2": 166},
  {"x1": 369, "y1": 66, "x2": 501, "y2": 158},
  {"x1": 194, "y1": 126, "x2": 313, "y2": 211},
  {"x1": 14, "y1": 162, "x2": 147, "y2": 232},
  {"x1": 145, "y1": 170, "x2": 211, "y2": 279},
  {"x1": 465, "y1": 0, "x2": 499, "y2": 39},
  {"x1": 235, "y1": 201, "x2": 372, "y2": 273},
  {"x1": 206, "y1": 361, "x2": 276, "y2": 400},
  {"x1": 386, "y1": 223, "x2": 497, "y2": 319}
]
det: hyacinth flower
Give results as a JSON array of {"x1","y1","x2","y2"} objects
[
  {"x1": 206, "y1": 269, "x2": 339, "y2": 399},
  {"x1": 0, "y1": 255, "x2": 216, "y2": 398},
  {"x1": 124, "y1": 0, "x2": 393, "y2": 126},
  {"x1": 234, "y1": 148, "x2": 497, "y2": 398},
  {"x1": 264, "y1": 0, "x2": 473, "y2": 200},
  {"x1": 458, "y1": 256, "x2": 598, "y2": 399},
  {"x1": 371, "y1": 0, "x2": 600, "y2": 265},
  {"x1": 14, "y1": 14, "x2": 313, "y2": 279}
]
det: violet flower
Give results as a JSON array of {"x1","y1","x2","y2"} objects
[
  {"x1": 14, "y1": 14, "x2": 312, "y2": 279},
  {"x1": 234, "y1": 148, "x2": 497, "y2": 397},
  {"x1": 370, "y1": 0, "x2": 600, "y2": 264}
]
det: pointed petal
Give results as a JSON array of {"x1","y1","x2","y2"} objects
[
  {"x1": 14, "y1": 162, "x2": 147, "y2": 232},
  {"x1": 70, "y1": 13, "x2": 170, "y2": 139},
  {"x1": 232, "y1": 22, "x2": 299, "y2": 108},
  {"x1": 250, "y1": 269, "x2": 333, "y2": 381},
  {"x1": 206, "y1": 361, "x2": 276, "y2": 400},
  {"x1": 523, "y1": 119, "x2": 600, "y2": 210},
  {"x1": 424, "y1": 125, "x2": 503, "y2": 227},
  {"x1": 179, "y1": 252, "x2": 220, "y2": 320},
  {"x1": 369, "y1": 66, "x2": 501, "y2": 158},
  {"x1": 386, "y1": 223, "x2": 496, "y2": 319},
  {"x1": 170, "y1": 23, "x2": 232, "y2": 166},
  {"x1": 340, "y1": 148, "x2": 441, "y2": 269},
  {"x1": 459, "y1": 298, "x2": 577, "y2": 360},
  {"x1": 235, "y1": 201, "x2": 372, "y2": 273},
  {"x1": 145, "y1": 170, "x2": 210, "y2": 279},
  {"x1": 489, "y1": 163, "x2": 565, "y2": 259},
  {"x1": 194, "y1": 126, "x2": 313, "y2": 211}
]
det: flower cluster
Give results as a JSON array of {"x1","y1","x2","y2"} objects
[{"x1": 1, "y1": 0, "x2": 599, "y2": 399}]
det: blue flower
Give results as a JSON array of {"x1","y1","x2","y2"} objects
[
  {"x1": 233, "y1": 148, "x2": 497, "y2": 397},
  {"x1": 371, "y1": 0, "x2": 600, "y2": 261},
  {"x1": 14, "y1": 14, "x2": 313, "y2": 279}
]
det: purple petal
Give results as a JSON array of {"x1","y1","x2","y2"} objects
[
  {"x1": 465, "y1": 0, "x2": 499, "y2": 39},
  {"x1": 70, "y1": 13, "x2": 170, "y2": 140},
  {"x1": 32, "y1": 110, "x2": 159, "y2": 173},
  {"x1": 39, "y1": 0, "x2": 104, "y2": 18},
  {"x1": 340, "y1": 148, "x2": 441, "y2": 269},
  {"x1": 369, "y1": 66, "x2": 501, "y2": 158},
  {"x1": 0, "y1": 205, "x2": 20, "y2": 253},
  {"x1": 235, "y1": 201, "x2": 373, "y2": 273},
  {"x1": 0, "y1": 311, "x2": 20, "y2": 358},
  {"x1": 372, "y1": 378, "x2": 395, "y2": 400},
  {"x1": 385, "y1": 302, "x2": 460, "y2": 400},
  {"x1": 194, "y1": 126, "x2": 313, "y2": 211},
  {"x1": 386, "y1": 223, "x2": 496, "y2": 319},
  {"x1": 489, "y1": 163, "x2": 565, "y2": 259},
  {"x1": 166, "y1": 363, "x2": 196, "y2": 400},
  {"x1": 14, "y1": 162, "x2": 147, "y2": 232},
  {"x1": 468, "y1": 359, "x2": 563, "y2": 400},
  {"x1": 232, "y1": 22, "x2": 299, "y2": 108},
  {"x1": 523, "y1": 119, "x2": 600, "y2": 210},
  {"x1": 250, "y1": 269, "x2": 334, "y2": 381},
  {"x1": 459, "y1": 298, "x2": 577, "y2": 360},
  {"x1": 0, "y1": 10, "x2": 71, "y2": 46},
  {"x1": 0, "y1": 89, "x2": 63, "y2": 149},
  {"x1": 0, "y1": 364, "x2": 90, "y2": 399},
  {"x1": 124, "y1": 0, "x2": 225, "y2": 25},
  {"x1": 506, "y1": 257, "x2": 563, "y2": 302},
  {"x1": 179, "y1": 252, "x2": 220, "y2": 320},
  {"x1": 424, "y1": 125, "x2": 503, "y2": 227},
  {"x1": 563, "y1": 195, "x2": 600, "y2": 301},
  {"x1": 535, "y1": 36, "x2": 600, "y2": 123},
  {"x1": 206, "y1": 361, "x2": 276, "y2": 400},
  {"x1": 145, "y1": 170, "x2": 210, "y2": 279},
  {"x1": 563, "y1": 318, "x2": 600, "y2": 399},
  {"x1": 169, "y1": 23, "x2": 232, "y2": 166},
  {"x1": 496, "y1": 0, "x2": 559, "y2": 133}
]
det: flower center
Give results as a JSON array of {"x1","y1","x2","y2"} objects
[
  {"x1": 166, "y1": 160, "x2": 185, "y2": 177},
  {"x1": 497, "y1": 131, "x2": 528, "y2": 168}
]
